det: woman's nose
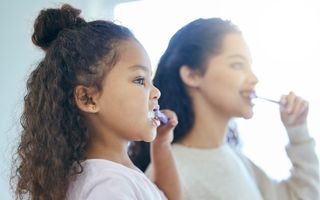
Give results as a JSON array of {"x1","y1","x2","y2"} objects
[{"x1": 248, "y1": 69, "x2": 259, "y2": 85}]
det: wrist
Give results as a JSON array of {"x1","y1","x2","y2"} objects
[
  {"x1": 151, "y1": 141, "x2": 171, "y2": 148},
  {"x1": 151, "y1": 141, "x2": 171, "y2": 151},
  {"x1": 286, "y1": 123, "x2": 311, "y2": 144}
]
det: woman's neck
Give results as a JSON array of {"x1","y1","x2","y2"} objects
[{"x1": 178, "y1": 95, "x2": 230, "y2": 149}]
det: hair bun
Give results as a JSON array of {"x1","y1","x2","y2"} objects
[{"x1": 32, "y1": 4, "x2": 86, "y2": 50}]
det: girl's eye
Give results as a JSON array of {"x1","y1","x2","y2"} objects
[{"x1": 134, "y1": 77, "x2": 145, "y2": 85}]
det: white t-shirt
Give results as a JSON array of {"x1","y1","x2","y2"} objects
[{"x1": 67, "y1": 159, "x2": 167, "y2": 200}]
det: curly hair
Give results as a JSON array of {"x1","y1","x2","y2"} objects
[{"x1": 11, "y1": 4, "x2": 135, "y2": 200}]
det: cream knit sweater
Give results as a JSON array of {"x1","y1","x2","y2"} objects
[{"x1": 147, "y1": 124, "x2": 319, "y2": 200}]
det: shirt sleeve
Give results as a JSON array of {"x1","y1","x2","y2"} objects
[{"x1": 239, "y1": 123, "x2": 320, "y2": 200}]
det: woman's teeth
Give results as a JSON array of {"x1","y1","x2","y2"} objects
[{"x1": 241, "y1": 91, "x2": 256, "y2": 99}]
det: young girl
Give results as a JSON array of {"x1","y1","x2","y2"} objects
[
  {"x1": 11, "y1": 4, "x2": 181, "y2": 200},
  {"x1": 130, "y1": 18, "x2": 319, "y2": 199}
]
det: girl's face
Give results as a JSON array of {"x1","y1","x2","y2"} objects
[
  {"x1": 94, "y1": 39, "x2": 161, "y2": 142},
  {"x1": 197, "y1": 33, "x2": 258, "y2": 119}
]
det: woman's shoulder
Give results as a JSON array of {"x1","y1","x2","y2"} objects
[{"x1": 171, "y1": 143, "x2": 235, "y2": 158}]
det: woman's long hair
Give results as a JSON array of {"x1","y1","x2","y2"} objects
[
  {"x1": 129, "y1": 18, "x2": 241, "y2": 171},
  {"x1": 11, "y1": 4, "x2": 134, "y2": 200}
]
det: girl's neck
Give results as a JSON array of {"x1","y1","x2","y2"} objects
[
  {"x1": 178, "y1": 96, "x2": 230, "y2": 149},
  {"x1": 86, "y1": 137, "x2": 135, "y2": 169}
]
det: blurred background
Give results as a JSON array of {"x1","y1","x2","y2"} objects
[{"x1": 1, "y1": 0, "x2": 319, "y2": 199}]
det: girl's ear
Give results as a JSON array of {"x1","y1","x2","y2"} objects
[
  {"x1": 74, "y1": 85, "x2": 100, "y2": 113},
  {"x1": 179, "y1": 65, "x2": 202, "y2": 88}
]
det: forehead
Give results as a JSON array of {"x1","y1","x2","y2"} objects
[
  {"x1": 115, "y1": 39, "x2": 152, "y2": 72},
  {"x1": 220, "y1": 33, "x2": 251, "y2": 59},
  {"x1": 203, "y1": 33, "x2": 252, "y2": 72}
]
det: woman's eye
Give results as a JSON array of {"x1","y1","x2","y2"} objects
[
  {"x1": 134, "y1": 77, "x2": 145, "y2": 85},
  {"x1": 231, "y1": 62, "x2": 244, "y2": 69}
]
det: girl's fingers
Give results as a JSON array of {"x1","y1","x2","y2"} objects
[{"x1": 159, "y1": 109, "x2": 178, "y2": 127}]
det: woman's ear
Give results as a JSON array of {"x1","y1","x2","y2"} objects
[
  {"x1": 179, "y1": 65, "x2": 202, "y2": 88},
  {"x1": 74, "y1": 85, "x2": 100, "y2": 113}
]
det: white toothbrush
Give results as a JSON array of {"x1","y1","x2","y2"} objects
[
  {"x1": 244, "y1": 92, "x2": 286, "y2": 107},
  {"x1": 250, "y1": 93, "x2": 282, "y2": 105}
]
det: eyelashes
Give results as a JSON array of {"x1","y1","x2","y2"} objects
[
  {"x1": 134, "y1": 76, "x2": 146, "y2": 86},
  {"x1": 230, "y1": 62, "x2": 244, "y2": 69}
]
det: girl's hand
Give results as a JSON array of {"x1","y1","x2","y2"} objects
[
  {"x1": 149, "y1": 109, "x2": 182, "y2": 200},
  {"x1": 280, "y1": 91, "x2": 309, "y2": 128},
  {"x1": 152, "y1": 109, "x2": 178, "y2": 146}
]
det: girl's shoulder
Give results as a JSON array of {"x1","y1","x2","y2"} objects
[
  {"x1": 72, "y1": 159, "x2": 146, "y2": 187},
  {"x1": 67, "y1": 159, "x2": 166, "y2": 200}
]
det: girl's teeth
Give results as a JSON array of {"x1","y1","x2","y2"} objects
[
  {"x1": 148, "y1": 111, "x2": 160, "y2": 126},
  {"x1": 148, "y1": 111, "x2": 155, "y2": 119},
  {"x1": 153, "y1": 119, "x2": 161, "y2": 127}
]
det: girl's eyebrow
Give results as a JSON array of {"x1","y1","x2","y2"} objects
[{"x1": 129, "y1": 65, "x2": 153, "y2": 75}]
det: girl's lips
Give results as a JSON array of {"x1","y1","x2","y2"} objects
[
  {"x1": 151, "y1": 117, "x2": 161, "y2": 127},
  {"x1": 148, "y1": 111, "x2": 161, "y2": 127}
]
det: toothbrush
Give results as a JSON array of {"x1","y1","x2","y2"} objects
[
  {"x1": 154, "y1": 110, "x2": 169, "y2": 124},
  {"x1": 249, "y1": 92, "x2": 286, "y2": 107}
]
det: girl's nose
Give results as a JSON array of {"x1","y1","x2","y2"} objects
[{"x1": 151, "y1": 84, "x2": 161, "y2": 100}]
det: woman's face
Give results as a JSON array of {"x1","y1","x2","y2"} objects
[
  {"x1": 94, "y1": 39, "x2": 161, "y2": 142},
  {"x1": 197, "y1": 33, "x2": 258, "y2": 119}
]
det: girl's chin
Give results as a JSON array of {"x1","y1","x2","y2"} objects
[{"x1": 142, "y1": 129, "x2": 157, "y2": 142}]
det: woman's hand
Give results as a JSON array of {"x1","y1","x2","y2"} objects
[{"x1": 280, "y1": 91, "x2": 309, "y2": 128}]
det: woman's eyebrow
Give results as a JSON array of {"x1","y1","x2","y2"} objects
[
  {"x1": 226, "y1": 54, "x2": 246, "y2": 60},
  {"x1": 227, "y1": 54, "x2": 252, "y2": 64}
]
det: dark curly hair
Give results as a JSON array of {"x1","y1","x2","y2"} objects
[
  {"x1": 11, "y1": 4, "x2": 135, "y2": 200},
  {"x1": 129, "y1": 18, "x2": 241, "y2": 171}
]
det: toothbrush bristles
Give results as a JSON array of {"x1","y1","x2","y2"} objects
[
  {"x1": 249, "y1": 92, "x2": 257, "y2": 99},
  {"x1": 252, "y1": 93, "x2": 285, "y2": 106},
  {"x1": 241, "y1": 91, "x2": 285, "y2": 106}
]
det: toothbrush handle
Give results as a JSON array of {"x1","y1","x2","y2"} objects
[
  {"x1": 257, "y1": 97, "x2": 286, "y2": 107},
  {"x1": 155, "y1": 110, "x2": 169, "y2": 124}
]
